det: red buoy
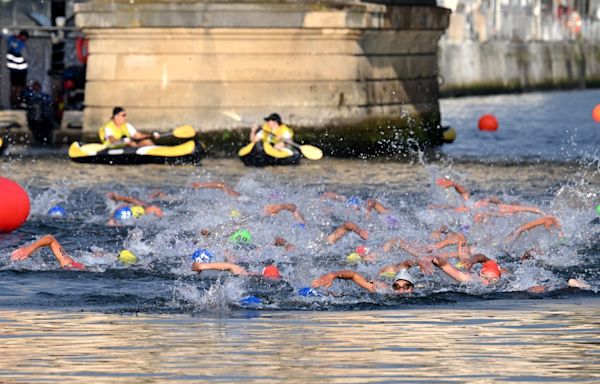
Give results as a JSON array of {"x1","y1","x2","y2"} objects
[
  {"x1": 0, "y1": 177, "x2": 30, "y2": 232},
  {"x1": 592, "y1": 104, "x2": 600, "y2": 123},
  {"x1": 478, "y1": 114, "x2": 499, "y2": 131}
]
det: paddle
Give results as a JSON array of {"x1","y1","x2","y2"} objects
[
  {"x1": 222, "y1": 111, "x2": 323, "y2": 160},
  {"x1": 132, "y1": 124, "x2": 197, "y2": 142}
]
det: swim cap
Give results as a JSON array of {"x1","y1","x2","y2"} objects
[
  {"x1": 239, "y1": 296, "x2": 262, "y2": 305},
  {"x1": 230, "y1": 209, "x2": 241, "y2": 218},
  {"x1": 385, "y1": 215, "x2": 400, "y2": 229},
  {"x1": 480, "y1": 260, "x2": 501, "y2": 280},
  {"x1": 113, "y1": 206, "x2": 133, "y2": 221},
  {"x1": 130, "y1": 205, "x2": 146, "y2": 218},
  {"x1": 293, "y1": 223, "x2": 306, "y2": 229},
  {"x1": 262, "y1": 264, "x2": 281, "y2": 280},
  {"x1": 346, "y1": 252, "x2": 362, "y2": 264},
  {"x1": 379, "y1": 271, "x2": 396, "y2": 279},
  {"x1": 298, "y1": 287, "x2": 322, "y2": 297},
  {"x1": 596, "y1": 204, "x2": 600, "y2": 216},
  {"x1": 346, "y1": 196, "x2": 360, "y2": 207},
  {"x1": 229, "y1": 229, "x2": 252, "y2": 245},
  {"x1": 192, "y1": 248, "x2": 213, "y2": 263},
  {"x1": 48, "y1": 205, "x2": 66, "y2": 217},
  {"x1": 118, "y1": 249, "x2": 137, "y2": 265},
  {"x1": 355, "y1": 246, "x2": 369, "y2": 257},
  {"x1": 394, "y1": 269, "x2": 415, "y2": 285}
]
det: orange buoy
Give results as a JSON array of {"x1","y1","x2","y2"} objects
[
  {"x1": 0, "y1": 177, "x2": 30, "y2": 232},
  {"x1": 478, "y1": 114, "x2": 498, "y2": 131},
  {"x1": 592, "y1": 104, "x2": 600, "y2": 123}
]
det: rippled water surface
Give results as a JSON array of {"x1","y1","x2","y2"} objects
[{"x1": 1, "y1": 89, "x2": 599, "y2": 382}]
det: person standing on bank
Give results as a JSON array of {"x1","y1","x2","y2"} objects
[
  {"x1": 6, "y1": 30, "x2": 29, "y2": 109},
  {"x1": 99, "y1": 107, "x2": 159, "y2": 147}
]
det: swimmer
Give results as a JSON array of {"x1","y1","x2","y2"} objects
[
  {"x1": 506, "y1": 215, "x2": 563, "y2": 243},
  {"x1": 311, "y1": 267, "x2": 416, "y2": 294},
  {"x1": 192, "y1": 261, "x2": 281, "y2": 280},
  {"x1": 10, "y1": 234, "x2": 85, "y2": 270},
  {"x1": 321, "y1": 191, "x2": 388, "y2": 216},
  {"x1": 435, "y1": 177, "x2": 470, "y2": 202},
  {"x1": 432, "y1": 253, "x2": 503, "y2": 285},
  {"x1": 264, "y1": 203, "x2": 305, "y2": 224},
  {"x1": 327, "y1": 221, "x2": 369, "y2": 244},
  {"x1": 191, "y1": 181, "x2": 241, "y2": 197},
  {"x1": 106, "y1": 192, "x2": 163, "y2": 226}
]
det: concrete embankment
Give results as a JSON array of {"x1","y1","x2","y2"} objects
[{"x1": 439, "y1": 40, "x2": 600, "y2": 96}]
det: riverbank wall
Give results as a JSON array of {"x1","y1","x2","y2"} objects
[{"x1": 439, "y1": 40, "x2": 600, "y2": 96}]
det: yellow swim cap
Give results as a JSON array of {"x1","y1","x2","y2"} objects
[
  {"x1": 379, "y1": 271, "x2": 396, "y2": 279},
  {"x1": 346, "y1": 252, "x2": 362, "y2": 264},
  {"x1": 118, "y1": 249, "x2": 137, "y2": 265},
  {"x1": 455, "y1": 262, "x2": 465, "y2": 269},
  {"x1": 230, "y1": 209, "x2": 241, "y2": 218},
  {"x1": 131, "y1": 205, "x2": 146, "y2": 218}
]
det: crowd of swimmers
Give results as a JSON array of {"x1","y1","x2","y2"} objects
[{"x1": 9, "y1": 174, "x2": 594, "y2": 301}]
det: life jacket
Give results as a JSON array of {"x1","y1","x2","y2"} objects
[
  {"x1": 261, "y1": 123, "x2": 293, "y2": 145},
  {"x1": 6, "y1": 36, "x2": 27, "y2": 71},
  {"x1": 99, "y1": 121, "x2": 132, "y2": 144}
]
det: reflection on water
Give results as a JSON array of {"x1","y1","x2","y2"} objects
[{"x1": 0, "y1": 298, "x2": 598, "y2": 383}]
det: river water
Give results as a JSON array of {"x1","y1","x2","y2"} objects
[{"x1": 0, "y1": 89, "x2": 599, "y2": 382}]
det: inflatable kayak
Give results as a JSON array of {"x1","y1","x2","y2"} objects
[
  {"x1": 68, "y1": 139, "x2": 205, "y2": 165},
  {"x1": 239, "y1": 141, "x2": 301, "y2": 167}
]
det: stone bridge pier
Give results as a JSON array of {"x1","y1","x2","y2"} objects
[{"x1": 75, "y1": 0, "x2": 449, "y2": 155}]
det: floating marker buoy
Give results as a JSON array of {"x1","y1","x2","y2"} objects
[
  {"x1": 478, "y1": 114, "x2": 499, "y2": 131},
  {"x1": 593, "y1": 105, "x2": 600, "y2": 123},
  {"x1": 0, "y1": 177, "x2": 30, "y2": 232}
]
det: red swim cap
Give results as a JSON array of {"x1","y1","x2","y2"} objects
[
  {"x1": 355, "y1": 245, "x2": 369, "y2": 256},
  {"x1": 480, "y1": 260, "x2": 501, "y2": 280},
  {"x1": 262, "y1": 265, "x2": 281, "y2": 280}
]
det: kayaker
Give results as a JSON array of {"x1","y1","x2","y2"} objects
[
  {"x1": 99, "y1": 106, "x2": 159, "y2": 147},
  {"x1": 250, "y1": 113, "x2": 293, "y2": 151}
]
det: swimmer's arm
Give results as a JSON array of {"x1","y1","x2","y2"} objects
[
  {"x1": 497, "y1": 204, "x2": 545, "y2": 216},
  {"x1": 312, "y1": 270, "x2": 376, "y2": 293},
  {"x1": 273, "y1": 237, "x2": 296, "y2": 252},
  {"x1": 320, "y1": 191, "x2": 346, "y2": 202},
  {"x1": 506, "y1": 216, "x2": 562, "y2": 243},
  {"x1": 365, "y1": 199, "x2": 389, "y2": 214},
  {"x1": 192, "y1": 262, "x2": 250, "y2": 276},
  {"x1": 432, "y1": 257, "x2": 470, "y2": 283},
  {"x1": 264, "y1": 203, "x2": 305, "y2": 224},
  {"x1": 106, "y1": 192, "x2": 147, "y2": 207},
  {"x1": 11, "y1": 235, "x2": 82, "y2": 269},
  {"x1": 382, "y1": 237, "x2": 421, "y2": 256},
  {"x1": 327, "y1": 221, "x2": 368, "y2": 244},
  {"x1": 436, "y1": 178, "x2": 470, "y2": 201},
  {"x1": 191, "y1": 181, "x2": 240, "y2": 197}
]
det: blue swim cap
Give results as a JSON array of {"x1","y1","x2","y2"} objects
[
  {"x1": 293, "y1": 223, "x2": 306, "y2": 229},
  {"x1": 48, "y1": 205, "x2": 66, "y2": 217},
  {"x1": 239, "y1": 296, "x2": 262, "y2": 305},
  {"x1": 192, "y1": 248, "x2": 213, "y2": 263},
  {"x1": 113, "y1": 206, "x2": 133, "y2": 220},
  {"x1": 346, "y1": 196, "x2": 361, "y2": 207},
  {"x1": 298, "y1": 287, "x2": 322, "y2": 297}
]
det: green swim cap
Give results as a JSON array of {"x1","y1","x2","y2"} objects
[
  {"x1": 230, "y1": 229, "x2": 252, "y2": 244},
  {"x1": 379, "y1": 271, "x2": 396, "y2": 279},
  {"x1": 596, "y1": 204, "x2": 600, "y2": 216}
]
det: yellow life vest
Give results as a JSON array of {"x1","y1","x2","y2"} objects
[
  {"x1": 98, "y1": 121, "x2": 132, "y2": 145},
  {"x1": 261, "y1": 123, "x2": 293, "y2": 145}
]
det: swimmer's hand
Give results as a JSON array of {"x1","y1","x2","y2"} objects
[
  {"x1": 417, "y1": 256, "x2": 435, "y2": 275},
  {"x1": 152, "y1": 132, "x2": 160, "y2": 139},
  {"x1": 436, "y1": 178, "x2": 454, "y2": 188},
  {"x1": 311, "y1": 273, "x2": 335, "y2": 289},
  {"x1": 432, "y1": 257, "x2": 447, "y2": 267},
  {"x1": 10, "y1": 246, "x2": 33, "y2": 261}
]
